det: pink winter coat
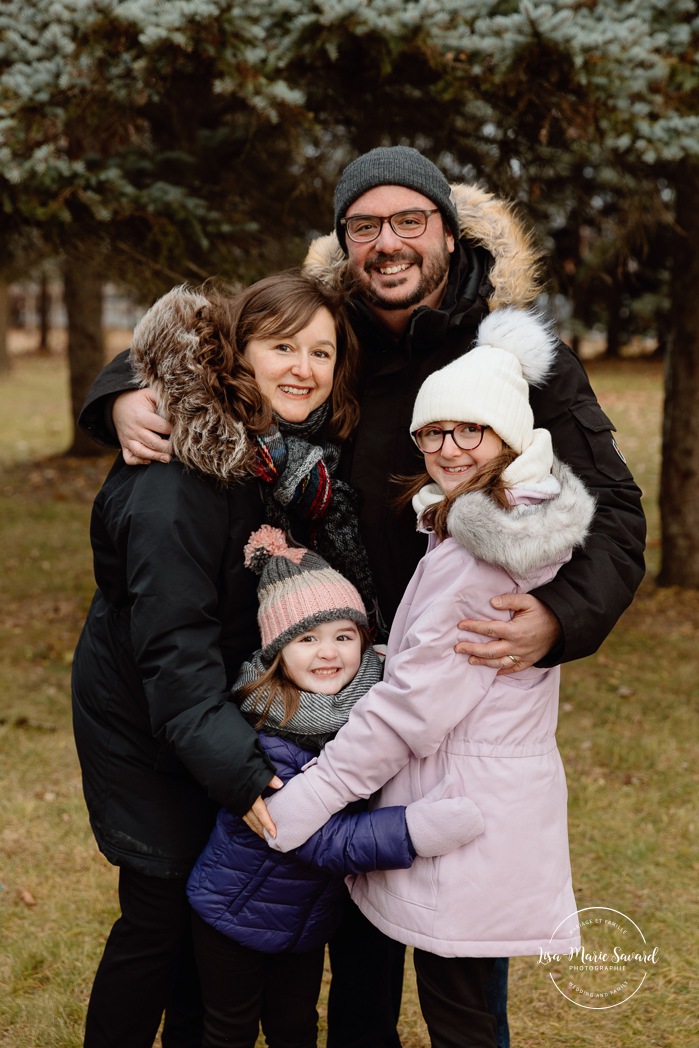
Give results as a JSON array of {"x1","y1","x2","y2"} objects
[{"x1": 267, "y1": 461, "x2": 595, "y2": 958}]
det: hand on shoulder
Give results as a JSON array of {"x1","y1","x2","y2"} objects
[
  {"x1": 113, "y1": 388, "x2": 172, "y2": 465},
  {"x1": 455, "y1": 593, "x2": 562, "y2": 674}
]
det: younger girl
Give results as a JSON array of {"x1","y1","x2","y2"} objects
[
  {"x1": 186, "y1": 526, "x2": 484, "y2": 1048},
  {"x1": 264, "y1": 308, "x2": 596, "y2": 1047}
]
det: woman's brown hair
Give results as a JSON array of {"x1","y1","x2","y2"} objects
[
  {"x1": 395, "y1": 446, "x2": 519, "y2": 540},
  {"x1": 236, "y1": 623, "x2": 372, "y2": 729}
]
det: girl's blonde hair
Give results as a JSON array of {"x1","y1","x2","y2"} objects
[
  {"x1": 395, "y1": 446, "x2": 519, "y2": 540},
  {"x1": 236, "y1": 622, "x2": 372, "y2": 729}
]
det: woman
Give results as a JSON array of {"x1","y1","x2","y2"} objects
[{"x1": 72, "y1": 271, "x2": 368, "y2": 1048}]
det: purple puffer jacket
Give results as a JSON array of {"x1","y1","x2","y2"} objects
[{"x1": 186, "y1": 731, "x2": 414, "y2": 953}]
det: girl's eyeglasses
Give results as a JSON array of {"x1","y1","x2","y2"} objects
[{"x1": 411, "y1": 423, "x2": 490, "y2": 454}]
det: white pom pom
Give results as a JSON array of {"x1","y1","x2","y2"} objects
[{"x1": 474, "y1": 308, "x2": 558, "y2": 387}]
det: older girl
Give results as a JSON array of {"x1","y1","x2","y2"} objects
[{"x1": 264, "y1": 308, "x2": 595, "y2": 1048}]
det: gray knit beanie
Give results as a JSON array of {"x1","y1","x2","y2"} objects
[{"x1": 334, "y1": 146, "x2": 460, "y2": 252}]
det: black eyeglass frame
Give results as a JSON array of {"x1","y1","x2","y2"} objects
[
  {"x1": 411, "y1": 423, "x2": 491, "y2": 454},
  {"x1": 340, "y1": 209, "x2": 439, "y2": 244}
]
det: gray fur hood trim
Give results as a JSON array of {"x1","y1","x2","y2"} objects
[
  {"x1": 446, "y1": 461, "x2": 596, "y2": 581},
  {"x1": 304, "y1": 182, "x2": 544, "y2": 309},
  {"x1": 129, "y1": 285, "x2": 251, "y2": 483}
]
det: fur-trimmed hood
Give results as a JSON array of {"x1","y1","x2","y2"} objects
[
  {"x1": 129, "y1": 285, "x2": 252, "y2": 483},
  {"x1": 445, "y1": 460, "x2": 596, "y2": 585},
  {"x1": 303, "y1": 182, "x2": 544, "y2": 310}
]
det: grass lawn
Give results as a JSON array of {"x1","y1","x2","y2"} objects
[{"x1": 0, "y1": 346, "x2": 696, "y2": 1047}]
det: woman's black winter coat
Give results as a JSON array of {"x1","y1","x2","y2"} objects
[{"x1": 72, "y1": 455, "x2": 274, "y2": 877}]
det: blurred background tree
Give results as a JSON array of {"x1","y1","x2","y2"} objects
[
  {"x1": 1, "y1": 0, "x2": 697, "y2": 583},
  {"x1": 420, "y1": 0, "x2": 698, "y2": 586},
  {"x1": 0, "y1": 0, "x2": 317, "y2": 450}
]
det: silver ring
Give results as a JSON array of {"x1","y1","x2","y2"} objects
[{"x1": 507, "y1": 654, "x2": 518, "y2": 665}]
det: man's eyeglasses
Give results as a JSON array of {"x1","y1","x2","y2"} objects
[
  {"x1": 341, "y1": 209, "x2": 439, "y2": 244},
  {"x1": 411, "y1": 423, "x2": 490, "y2": 454}
]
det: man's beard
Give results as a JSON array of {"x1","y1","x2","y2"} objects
[{"x1": 352, "y1": 239, "x2": 452, "y2": 312}]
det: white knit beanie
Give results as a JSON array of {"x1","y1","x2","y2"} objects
[{"x1": 410, "y1": 308, "x2": 558, "y2": 455}]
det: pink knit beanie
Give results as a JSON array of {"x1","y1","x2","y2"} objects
[{"x1": 244, "y1": 525, "x2": 368, "y2": 659}]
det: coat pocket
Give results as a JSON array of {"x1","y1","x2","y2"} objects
[
  {"x1": 570, "y1": 401, "x2": 630, "y2": 481},
  {"x1": 364, "y1": 856, "x2": 440, "y2": 920}
]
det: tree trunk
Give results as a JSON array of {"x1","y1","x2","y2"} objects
[
  {"x1": 605, "y1": 273, "x2": 622, "y2": 359},
  {"x1": 658, "y1": 160, "x2": 699, "y2": 587},
  {"x1": 63, "y1": 255, "x2": 106, "y2": 456},
  {"x1": 0, "y1": 283, "x2": 10, "y2": 373},
  {"x1": 38, "y1": 268, "x2": 51, "y2": 354}
]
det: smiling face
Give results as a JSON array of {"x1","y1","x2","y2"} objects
[
  {"x1": 345, "y1": 185, "x2": 455, "y2": 319},
  {"x1": 423, "y1": 421, "x2": 504, "y2": 495},
  {"x1": 243, "y1": 307, "x2": 337, "y2": 423},
  {"x1": 280, "y1": 618, "x2": 363, "y2": 695}
]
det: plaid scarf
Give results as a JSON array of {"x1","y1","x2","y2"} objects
[
  {"x1": 253, "y1": 406, "x2": 337, "y2": 522},
  {"x1": 253, "y1": 407, "x2": 379, "y2": 629}
]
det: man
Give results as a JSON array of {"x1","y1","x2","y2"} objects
[{"x1": 80, "y1": 146, "x2": 645, "y2": 1047}]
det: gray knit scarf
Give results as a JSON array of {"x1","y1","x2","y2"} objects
[{"x1": 235, "y1": 645, "x2": 383, "y2": 748}]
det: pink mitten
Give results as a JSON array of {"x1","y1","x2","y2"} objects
[
  {"x1": 405, "y1": 776, "x2": 484, "y2": 857},
  {"x1": 264, "y1": 770, "x2": 333, "y2": 852}
]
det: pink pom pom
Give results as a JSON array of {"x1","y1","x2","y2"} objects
[{"x1": 243, "y1": 525, "x2": 305, "y2": 572}]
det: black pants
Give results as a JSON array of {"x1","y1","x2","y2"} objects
[
  {"x1": 327, "y1": 896, "x2": 404, "y2": 1048},
  {"x1": 83, "y1": 868, "x2": 203, "y2": 1048},
  {"x1": 329, "y1": 892, "x2": 404, "y2": 1048},
  {"x1": 84, "y1": 872, "x2": 506, "y2": 1048},
  {"x1": 326, "y1": 898, "x2": 509, "y2": 1048},
  {"x1": 413, "y1": 951, "x2": 497, "y2": 1048},
  {"x1": 191, "y1": 910, "x2": 325, "y2": 1048}
]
